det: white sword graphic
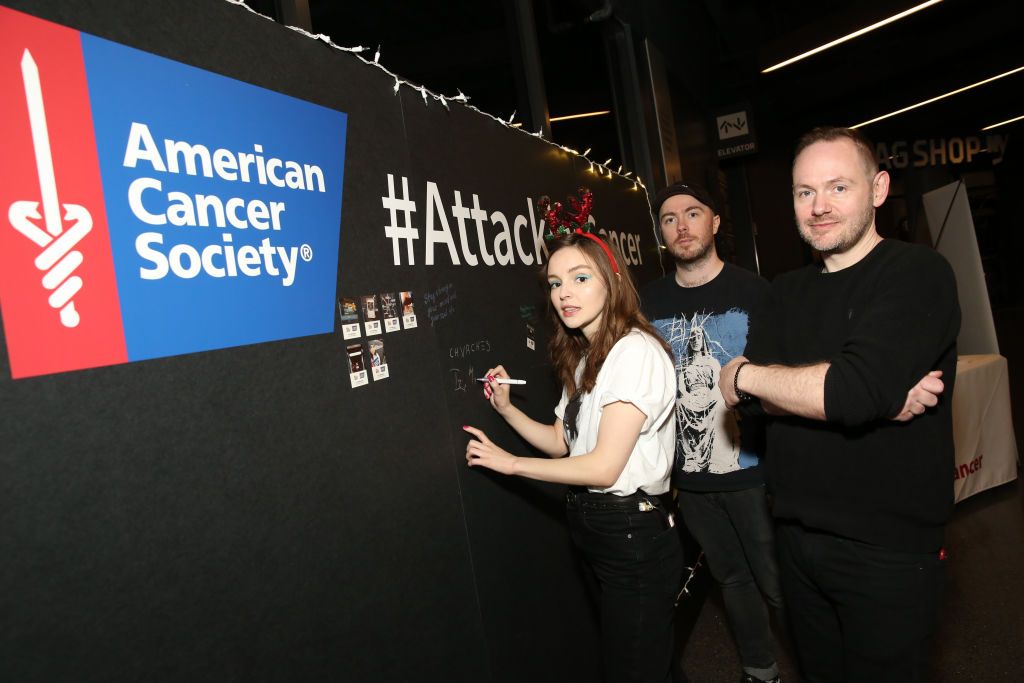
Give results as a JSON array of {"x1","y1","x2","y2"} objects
[{"x1": 7, "y1": 49, "x2": 93, "y2": 328}]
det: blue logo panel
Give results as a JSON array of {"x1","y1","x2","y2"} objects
[{"x1": 81, "y1": 34, "x2": 346, "y2": 360}]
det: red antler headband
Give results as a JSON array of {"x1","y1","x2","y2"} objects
[{"x1": 538, "y1": 188, "x2": 619, "y2": 274}]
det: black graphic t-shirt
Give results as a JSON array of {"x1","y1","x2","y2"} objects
[{"x1": 641, "y1": 262, "x2": 769, "y2": 492}]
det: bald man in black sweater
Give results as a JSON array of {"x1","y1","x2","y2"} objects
[{"x1": 720, "y1": 127, "x2": 960, "y2": 683}]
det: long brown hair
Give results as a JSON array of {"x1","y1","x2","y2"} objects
[{"x1": 545, "y1": 234, "x2": 671, "y2": 396}]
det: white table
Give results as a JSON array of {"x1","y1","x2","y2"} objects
[{"x1": 952, "y1": 354, "x2": 1019, "y2": 502}]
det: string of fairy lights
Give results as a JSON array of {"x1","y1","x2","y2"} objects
[
  {"x1": 224, "y1": 0, "x2": 648, "y2": 196},
  {"x1": 676, "y1": 551, "x2": 704, "y2": 607}
]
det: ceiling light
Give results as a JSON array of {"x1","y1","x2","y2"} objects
[
  {"x1": 982, "y1": 114, "x2": 1024, "y2": 131},
  {"x1": 549, "y1": 110, "x2": 611, "y2": 123},
  {"x1": 762, "y1": 0, "x2": 942, "y2": 73},
  {"x1": 851, "y1": 65, "x2": 1024, "y2": 128}
]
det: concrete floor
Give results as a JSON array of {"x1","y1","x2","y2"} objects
[{"x1": 674, "y1": 476, "x2": 1023, "y2": 682}]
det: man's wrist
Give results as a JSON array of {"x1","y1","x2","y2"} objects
[{"x1": 734, "y1": 361, "x2": 755, "y2": 402}]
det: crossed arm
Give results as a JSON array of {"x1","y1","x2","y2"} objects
[
  {"x1": 727, "y1": 249, "x2": 959, "y2": 424},
  {"x1": 720, "y1": 358, "x2": 946, "y2": 422}
]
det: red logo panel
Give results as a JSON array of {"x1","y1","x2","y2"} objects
[{"x1": 0, "y1": 7, "x2": 127, "y2": 378}]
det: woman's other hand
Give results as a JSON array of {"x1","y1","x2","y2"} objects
[{"x1": 464, "y1": 425, "x2": 518, "y2": 475}]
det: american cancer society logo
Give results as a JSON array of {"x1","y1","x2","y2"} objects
[{"x1": 0, "y1": 7, "x2": 347, "y2": 379}]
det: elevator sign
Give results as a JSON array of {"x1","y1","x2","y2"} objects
[{"x1": 714, "y1": 105, "x2": 757, "y2": 159}]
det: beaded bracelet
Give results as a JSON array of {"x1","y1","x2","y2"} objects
[{"x1": 734, "y1": 361, "x2": 755, "y2": 402}]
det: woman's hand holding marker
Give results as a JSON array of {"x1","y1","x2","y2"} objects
[{"x1": 481, "y1": 365, "x2": 512, "y2": 412}]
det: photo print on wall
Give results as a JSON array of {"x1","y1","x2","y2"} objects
[
  {"x1": 339, "y1": 297, "x2": 361, "y2": 339},
  {"x1": 380, "y1": 291, "x2": 401, "y2": 332},
  {"x1": 368, "y1": 338, "x2": 388, "y2": 381},
  {"x1": 521, "y1": 303, "x2": 538, "y2": 351},
  {"x1": 399, "y1": 290, "x2": 417, "y2": 329},
  {"x1": 346, "y1": 343, "x2": 368, "y2": 388},
  {"x1": 361, "y1": 294, "x2": 382, "y2": 335}
]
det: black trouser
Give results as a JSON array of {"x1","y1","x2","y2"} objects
[
  {"x1": 776, "y1": 522, "x2": 944, "y2": 683},
  {"x1": 566, "y1": 489, "x2": 684, "y2": 683},
  {"x1": 676, "y1": 486, "x2": 783, "y2": 681}
]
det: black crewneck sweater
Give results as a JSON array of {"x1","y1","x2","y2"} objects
[{"x1": 746, "y1": 239, "x2": 961, "y2": 552}]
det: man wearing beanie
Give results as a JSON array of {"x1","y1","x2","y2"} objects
[{"x1": 642, "y1": 182, "x2": 784, "y2": 683}]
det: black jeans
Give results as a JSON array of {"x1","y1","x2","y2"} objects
[
  {"x1": 566, "y1": 490, "x2": 684, "y2": 683},
  {"x1": 776, "y1": 522, "x2": 944, "y2": 683},
  {"x1": 677, "y1": 486, "x2": 783, "y2": 680}
]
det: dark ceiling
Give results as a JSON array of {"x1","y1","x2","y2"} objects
[
  {"x1": 727, "y1": 0, "x2": 1023, "y2": 139},
  {"x1": 281, "y1": 0, "x2": 1022, "y2": 163}
]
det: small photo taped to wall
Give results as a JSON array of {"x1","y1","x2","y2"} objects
[
  {"x1": 399, "y1": 290, "x2": 417, "y2": 329},
  {"x1": 339, "y1": 297, "x2": 361, "y2": 339},
  {"x1": 368, "y1": 338, "x2": 389, "y2": 381},
  {"x1": 380, "y1": 291, "x2": 401, "y2": 333},
  {"x1": 346, "y1": 343, "x2": 368, "y2": 388},
  {"x1": 361, "y1": 294, "x2": 382, "y2": 335}
]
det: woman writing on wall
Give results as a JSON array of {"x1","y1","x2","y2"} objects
[{"x1": 463, "y1": 189, "x2": 682, "y2": 683}]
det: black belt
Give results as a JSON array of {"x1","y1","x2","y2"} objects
[{"x1": 566, "y1": 486, "x2": 671, "y2": 513}]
